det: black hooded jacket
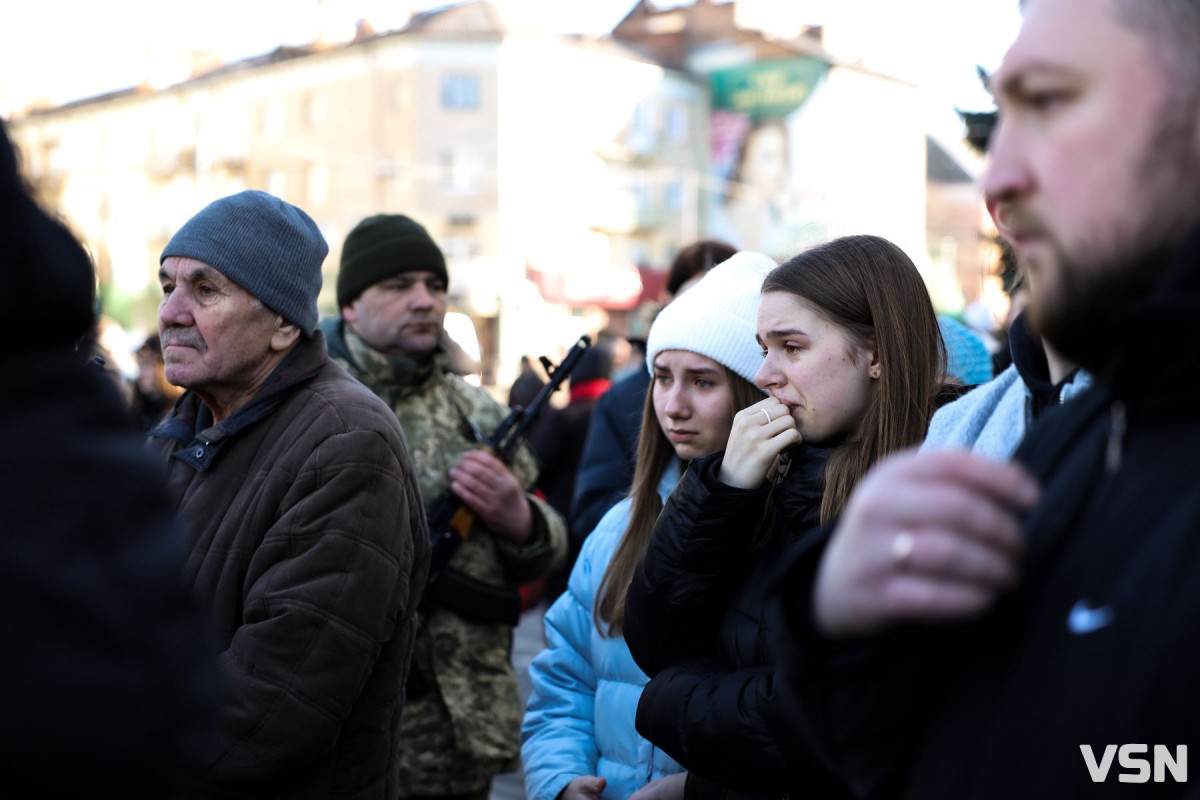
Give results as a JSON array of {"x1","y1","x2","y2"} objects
[
  {"x1": 1008, "y1": 310, "x2": 1085, "y2": 422},
  {"x1": 625, "y1": 446, "x2": 854, "y2": 800},
  {"x1": 773, "y1": 226, "x2": 1200, "y2": 798}
]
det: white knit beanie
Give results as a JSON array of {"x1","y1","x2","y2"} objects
[{"x1": 645, "y1": 251, "x2": 777, "y2": 385}]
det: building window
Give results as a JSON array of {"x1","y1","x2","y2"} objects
[
  {"x1": 665, "y1": 179, "x2": 684, "y2": 211},
  {"x1": 632, "y1": 180, "x2": 651, "y2": 210},
  {"x1": 307, "y1": 165, "x2": 328, "y2": 206},
  {"x1": 632, "y1": 101, "x2": 656, "y2": 137},
  {"x1": 261, "y1": 99, "x2": 285, "y2": 140},
  {"x1": 628, "y1": 101, "x2": 657, "y2": 154},
  {"x1": 303, "y1": 93, "x2": 326, "y2": 129},
  {"x1": 630, "y1": 239, "x2": 649, "y2": 266},
  {"x1": 441, "y1": 74, "x2": 479, "y2": 109},
  {"x1": 667, "y1": 105, "x2": 688, "y2": 142},
  {"x1": 438, "y1": 150, "x2": 478, "y2": 192},
  {"x1": 265, "y1": 169, "x2": 286, "y2": 198},
  {"x1": 392, "y1": 80, "x2": 411, "y2": 111}
]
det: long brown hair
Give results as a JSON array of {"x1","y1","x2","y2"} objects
[
  {"x1": 763, "y1": 235, "x2": 945, "y2": 522},
  {"x1": 594, "y1": 364, "x2": 763, "y2": 636}
]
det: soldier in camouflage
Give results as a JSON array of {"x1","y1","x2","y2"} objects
[{"x1": 321, "y1": 213, "x2": 567, "y2": 800}]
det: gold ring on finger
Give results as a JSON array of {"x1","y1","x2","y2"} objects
[{"x1": 891, "y1": 530, "x2": 915, "y2": 568}]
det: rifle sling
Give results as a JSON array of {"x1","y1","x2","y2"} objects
[{"x1": 425, "y1": 566, "x2": 522, "y2": 627}]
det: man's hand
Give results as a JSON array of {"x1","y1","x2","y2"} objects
[
  {"x1": 629, "y1": 773, "x2": 686, "y2": 800},
  {"x1": 449, "y1": 449, "x2": 533, "y2": 544},
  {"x1": 718, "y1": 398, "x2": 801, "y2": 489},
  {"x1": 560, "y1": 776, "x2": 606, "y2": 800},
  {"x1": 814, "y1": 449, "x2": 1040, "y2": 638}
]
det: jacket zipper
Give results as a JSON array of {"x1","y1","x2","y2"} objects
[
  {"x1": 1105, "y1": 400, "x2": 1126, "y2": 476},
  {"x1": 777, "y1": 452, "x2": 792, "y2": 482}
]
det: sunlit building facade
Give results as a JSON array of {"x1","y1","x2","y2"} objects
[
  {"x1": 10, "y1": 2, "x2": 709, "y2": 383},
  {"x1": 9, "y1": 0, "x2": 990, "y2": 382}
]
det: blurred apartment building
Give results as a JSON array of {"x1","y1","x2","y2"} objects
[
  {"x1": 614, "y1": 0, "x2": 994, "y2": 315},
  {"x1": 8, "y1": 0, "x2": 992, "y2": 384}
]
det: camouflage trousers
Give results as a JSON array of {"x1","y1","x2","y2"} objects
[{"x1": 400, "y1": 627, "x2": 518, "y2": 796}]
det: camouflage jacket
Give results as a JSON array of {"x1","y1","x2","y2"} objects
[{"x1": 321, "y1": 317, "x2": 567, "y2": 795}]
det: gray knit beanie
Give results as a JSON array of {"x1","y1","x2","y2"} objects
[{"x1": 161, "y1": 190, "x2": 327, "y2": 335}]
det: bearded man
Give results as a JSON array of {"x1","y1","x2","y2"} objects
[{"x1": 766, "y1": 0, "x2": 1200, "y2": 796}]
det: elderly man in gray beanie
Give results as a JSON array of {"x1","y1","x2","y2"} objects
[{"x1": 149, "y1": 190, "x2": 430, "y2": 798}]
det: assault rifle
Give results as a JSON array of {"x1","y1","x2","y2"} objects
[{"x1": 420, "y1": 334, "x2": 592, "y2": 626}]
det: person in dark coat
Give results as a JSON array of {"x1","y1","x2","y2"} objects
[
  {"x1": 769, "y1": 0, "x2": 1200, "y2": 796},
  {"x1": 569, "y1": 368, "x2": 646, "y2": 539},
  {"x1": 531, "y1": 343, "x2": 614, "y2": 600},
  {"x1": 532, "y1": 345, "x2": 614, "y2": 521},
  {"x1": 570, "y1": 240, "x2": 736, "y2": 538},
  {"x1": 0, "y1": 121, "x2": 220, "y2": 797},
  {"x1": 624, "y1": 236, "x2": 947, "y2": 800},
  {"x1": 149, "y1": 191, "x2": 430, "y2": 797},
  {"x1": 509, "y1": 354, "x2": 546, "y2": 410},
  {"x1": 129, "y1": 333, "x2": 184, "y2": 430}
]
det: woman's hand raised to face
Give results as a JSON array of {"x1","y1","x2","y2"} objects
[{"x1": 717, "y1": 397, "x2": 801, "y2": 489}]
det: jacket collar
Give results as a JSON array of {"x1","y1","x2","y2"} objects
[
  {"x1": 775, "y1": 444, "x2": 833, "y2": 536},
  {"x1": 328, "y1": 317, "x2": 441, "y2": 391},
  {"x1": 657, "y1": 458, "x2": 684, "y2": 502},
  {"x1": 1009, "y1": 311, "x2": 1087, "y2": 414},
  {"x1": 149, "y1": 332, "x2": 328, "y2": 472},
  {"x1": 1009, "y1": 312, "x2": 1055, "y2": 397}
]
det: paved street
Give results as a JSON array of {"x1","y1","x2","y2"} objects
[{"x1": 490, "y1": 602, "x2": 548, "y2": 800}]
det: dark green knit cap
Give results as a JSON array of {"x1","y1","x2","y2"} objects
[{"x1": 337, "y1": 214, "x2": 448, "y2": 308}]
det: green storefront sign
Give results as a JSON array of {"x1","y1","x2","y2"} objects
[{"x1": 710, "y1": 57, "x2": 828, "y2": 117}]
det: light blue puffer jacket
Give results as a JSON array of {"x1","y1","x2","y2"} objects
[{"x1": 522, "y1": 464, "x2": 684, "y2": 800}]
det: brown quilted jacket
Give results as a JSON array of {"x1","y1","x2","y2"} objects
[{"x1": 150, "y1": 332, "x2": 430, "y2": 798}]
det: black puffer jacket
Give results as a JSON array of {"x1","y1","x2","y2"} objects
[{"x1": 625, "y1": 446, "x2": 854, "y2": 800}]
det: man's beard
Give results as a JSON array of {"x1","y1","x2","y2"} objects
[
  {"x1": 1027, "y1": 239, "x2": 1177, "y2": 372},
  {"x1": 1027, "y1": 103, "x2": 1200, "y2": 373}
]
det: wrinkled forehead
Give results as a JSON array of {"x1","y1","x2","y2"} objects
[
  {"x1": 159, "y1": 256, "x2": 260, "y2": 306},
  {"x1": 159, "y1": 256, "x2": 237, "y2": 289}
]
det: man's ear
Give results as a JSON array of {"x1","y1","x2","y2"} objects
[{"x1": 270, "y1": 316, "x2": 302, "y2": 352}]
